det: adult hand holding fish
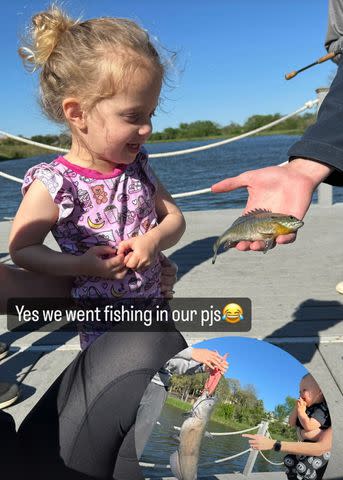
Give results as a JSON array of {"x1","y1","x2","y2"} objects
[
  {"x1": 211, "y1": 159, "x2": 332, "y2": 252},
  {"x1": 191, "y1": 349, "x2": 228, "y2": 376}
]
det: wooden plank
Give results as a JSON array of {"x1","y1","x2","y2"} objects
[
  {"x1": 318, "y1": 343, "x2": 343, "y2": 394},
  {"x1": 158, "y1": 474, "x2": 282, "y2": 480},
  {"x1": 4, "y1": 349, "x2": 78, "y2": 427},
  {"x1": 0, "y1": 348, "x2": 41, "y2": 384}
]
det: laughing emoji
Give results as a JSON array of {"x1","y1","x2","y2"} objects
[{"x1": 222, "y1": 303, "x2": 244, "y2": 323}]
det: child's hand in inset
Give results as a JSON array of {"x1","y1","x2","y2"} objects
[
  {"x1": 79, "y1": 245, "x2": 128, "y2": 279},
  {"x1": 297, "y1": 397, "x2": 307, "y2": 414},
  {"x1": 117, "y1": 235, "x2": 159, "y2": 271},
  {"x1": 191, "y1": 348, "x2": 229, "y2": 374}
]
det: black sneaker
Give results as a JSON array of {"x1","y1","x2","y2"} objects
[
  {"x1": 0, "y1": 383, "x2": 19, "y2": 409},
  {"x1": 0, "y1": 342, "x2": 9, "y2": 360}
]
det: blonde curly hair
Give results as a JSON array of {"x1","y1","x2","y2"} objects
[{"x1": 19, "y1": 4, "x2": 165, "y2": 124}]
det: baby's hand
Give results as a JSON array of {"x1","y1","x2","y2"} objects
[
  {"x1": 297, "y1": 397, "x2": 307, "y2": 413},
  {"x1": 117, "y1": 235, "x2": 158, "y2": 271},
  {"x1": 79, "y1": 245, "x2": 128, "y2": 279},
  {"x1": 191, "y1": 349, "x2": 229, "y2": 374}
]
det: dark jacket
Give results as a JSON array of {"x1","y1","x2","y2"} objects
[{"x1": 288, "y1": 0, "x2": 343, "y2": 186}]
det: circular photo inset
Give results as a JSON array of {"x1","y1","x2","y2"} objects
[{"x1": 138, "y1": 337, "x2": 332, "y2": 480}]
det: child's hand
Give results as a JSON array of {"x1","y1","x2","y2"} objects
[
  {"x1": 117, "y1": 235, "x2": 159, "y2": 271},
  {"x1": 191, "y1": 348, "x2": 229, "y2": 374},
  {"x1": 297, "y1": 397, "x2": 307, "y2": 414},
  {"x1": 79, "y1": 245, "x2": 128, "y2": 279}
]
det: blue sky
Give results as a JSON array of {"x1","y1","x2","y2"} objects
[
  {"x1": 1, "y1": 1, "x2": 335, "y2": 137},
  {"x1": 194, "y1": 337, "x2": 307, "y2": 412}
]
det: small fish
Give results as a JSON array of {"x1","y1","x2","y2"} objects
[
  {"x1": 212, "y1": 209, "x2": 304, "y2": 264},
  {"x1": 169, "y1": 392, "x2": 217, "y2": 480}
]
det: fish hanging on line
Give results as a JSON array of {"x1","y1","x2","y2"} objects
[
  {"x1": 170, "y1": 364, "x2": 225, "y2": 480},
  {"x1": 212, "y1": 209, "x2": 304, "y2": 264}
]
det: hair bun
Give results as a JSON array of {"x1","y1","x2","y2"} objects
[{"x1": 19, "y1": 5, "x2": 76, "y2": 70}]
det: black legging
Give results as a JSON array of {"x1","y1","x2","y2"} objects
[{"x1": 14, "y1": 330, "x2": 186, "y2": 480}]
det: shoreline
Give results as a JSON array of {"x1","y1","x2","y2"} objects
[{"x1": 0, "y1": 130, "x2": 302, "y2": 162}]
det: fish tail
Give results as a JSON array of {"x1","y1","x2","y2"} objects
[
  {"x1": 212, "y1": 239, "x2": 220, "y2": 264},
  {"x1": 170, "y1": 450, "x2": 182, "y2": 480}
]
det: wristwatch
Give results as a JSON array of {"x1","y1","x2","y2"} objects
[{"x1": 273, "y1": 440, "x2": 282, "y2": 452}]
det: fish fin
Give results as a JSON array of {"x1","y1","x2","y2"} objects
[
  {"x1": 243, "y1": 208, "x2": 272, "y2": 216},
  {"x1": 170, "y1": 450, "x2": 183, "y2": 480},
  {"x1": 231, "y1": 208, "x2": 272, "y2": 227},
  {"x1": 223, "y1": 240, "x2": 235, "y2": 251},
  {"x1": 263, "y1": 237, "x2": 275, "y2": 253}
]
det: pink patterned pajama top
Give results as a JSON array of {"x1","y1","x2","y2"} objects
[{"x1": 22, "y1": 150, "x2": 162, "y2": 348}]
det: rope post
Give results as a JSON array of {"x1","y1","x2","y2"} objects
[
  {"x1": 242, "y1": 420, "x2": 269, "y2": 477},
  {"x1": 315, "y1": 88, "x2": 332, "y2": 206}
]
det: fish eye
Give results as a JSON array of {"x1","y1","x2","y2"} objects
[{"x1": 289, "y1": 216, "x2": 295, "y2": 220}]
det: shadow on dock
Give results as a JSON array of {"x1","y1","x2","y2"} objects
[{"x1": 169, "y1": 236, "x2": 217, "y2": 279}]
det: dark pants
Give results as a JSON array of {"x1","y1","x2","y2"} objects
[
  {"x1": 12, "y1": 330, "x2": 186, "y2": 480},
  {"x1": 284, "y1": 451, "x2": 330, "y2": 480},
  {"x1": 0, "y1": 409, "x2": 18, "y2": 476}
]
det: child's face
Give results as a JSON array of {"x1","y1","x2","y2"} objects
[
  {"x1": 299, "y1": 377, "x2": 322, "y2": 406},
  {"x1": 84, "y1": 65, "x2": 162, "y2": 167}
]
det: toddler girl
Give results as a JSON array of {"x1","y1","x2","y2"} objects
[{"x1": 9, "y1": 5, "x2": 186, "y2": 348}]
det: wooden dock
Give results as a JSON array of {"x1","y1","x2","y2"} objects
[
  {"x1": 1, "y1": 205, "x2": 342, "y2": 479},
  {"x1": 159, "y1": 474, "x2": 284, "y2": 480}
]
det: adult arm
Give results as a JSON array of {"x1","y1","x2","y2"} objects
[
  {"x1": 288, "y1": 56, "x2": 343, "y2": 185},
  {"x1": 325, "y1": 0, "x2": 343, "y2": 63},
  {"x1": 243, "y1": 427, "x2": 332, "y2": 456}
]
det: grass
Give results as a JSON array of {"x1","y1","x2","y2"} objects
[
  {"x1": 0, "y1": 144, "x2": 58, "y2": 161},
  {"x1": 0, "y1": 129, "x2": 303, "y2": 161},
  {"x1": 165, "y1": 395, "x2": 297, "y2": 441}
]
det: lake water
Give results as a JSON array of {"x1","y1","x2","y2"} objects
[
  {"x1": 0, "y1": 135, "x2": 342, "y2": 220},
  {"x1": 141, "y1": 401, "x2": 284, "y2": 478}
]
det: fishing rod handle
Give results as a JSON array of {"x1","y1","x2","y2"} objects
[
  {"x1": 285, "y1": 70, "x2": 297, "y2": 80},
  {"x1": 317, "y1": 52, "x2": 335, "y2": 63}
]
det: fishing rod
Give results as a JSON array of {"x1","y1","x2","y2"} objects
[{"x1": 285, "y1": 50, "x2": 341, "y2": 80}]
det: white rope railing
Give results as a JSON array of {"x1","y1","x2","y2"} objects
[
  {"x1": 140, "y1": 448, "x2": 251, "y2": 469},
  {"x1": 172, "y1": 423, "x2": 261, "y2": 435},
  {"x1": 0, "y1": 130, "x2": 68, "y2": 153},
  {"x1": 0, "y1": 171, "x2": 23, "y2": 184},
  {"x1": 140, "y1": 422, "x2": 261, "y2": 470},
  {"x1": 258, "y1": 450, "x2": 284, "y2": 466},
  {"x1": 0, "y1": 98, "x2": 318, "y2": 160},
  {"x1": 0, "y1": 98, "x2": 319, "y2": 201},
  {"x1": 149, "y1": 99, "x2": 318, "y2": 158}
]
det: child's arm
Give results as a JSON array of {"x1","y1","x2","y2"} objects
[
  {"x1": 148, "y1": 177, "x2": 186, "y2": 250},
  {"x1": 117, "y1": 177, "x2": 185, "y2": 271},
  {"x1": 296, "y1": 398, "x2": 322, "y2": 432},
  {"x1": 9, "y1": 180, "x2": 127, "y2": 279}
]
